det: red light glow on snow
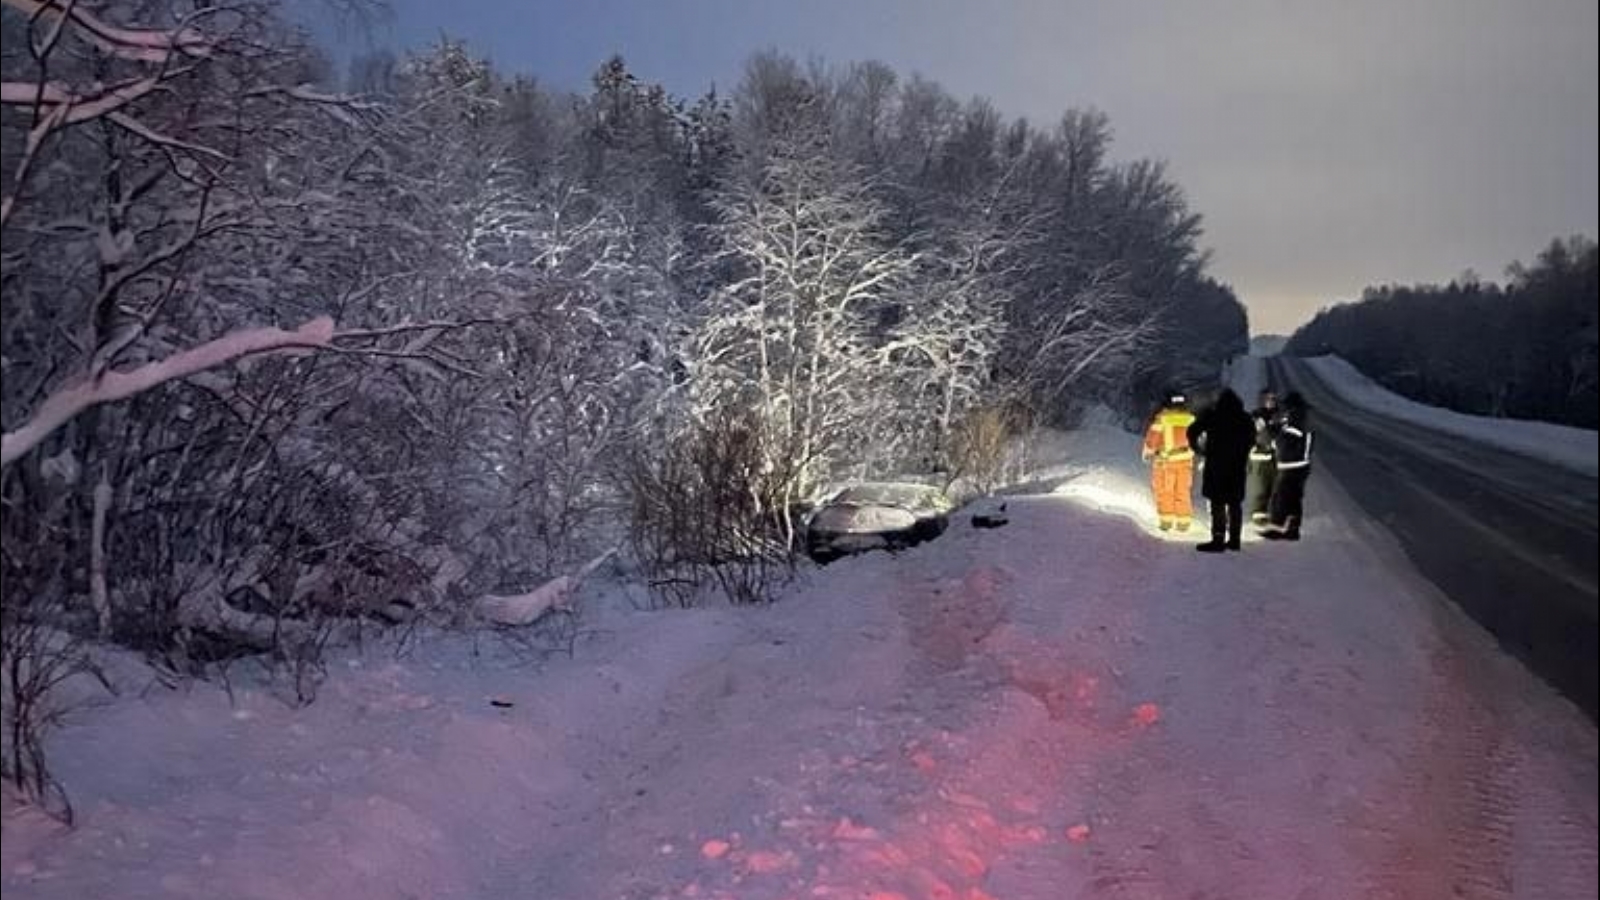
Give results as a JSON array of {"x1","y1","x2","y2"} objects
[{"x1": 682, "y1": 675, "x2": 1163, "y2": 897}]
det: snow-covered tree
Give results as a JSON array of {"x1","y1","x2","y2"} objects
[{"x1": 687, "y1": 140, "x2": 916, "y2": 502}]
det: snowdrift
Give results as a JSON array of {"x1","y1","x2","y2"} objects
[{"x1": 1305, "y1": 355, "x2": 1597, "y2": 476}]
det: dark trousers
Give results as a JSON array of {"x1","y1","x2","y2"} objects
[
  {"x1": 1270, "y1": 468, "x2": 1309, "y2": 528},
  {"x1": 1210, "y1": 499, "x2": 1243, "y2": 545},
  {"x1": 1246, "y1": 457, "x2": 1277, "y2": 518}
]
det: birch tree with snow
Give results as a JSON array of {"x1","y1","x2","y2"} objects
[{"x1": 687, "y1": 141, "x2": 917, "y2": 504}]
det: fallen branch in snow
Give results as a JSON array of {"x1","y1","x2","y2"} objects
[
  {"x1": 0, "y1": 317, "x2": 335, "y2": 468},
  {"x1": 475, "y1": 549, "x2": 616, "y2": 627},
  {"x1": 176, "y1": 583, "x2": 310, "y2": 653},
  {"x1": 153, "y1": 552, "x2": 305, "y2": 653}
]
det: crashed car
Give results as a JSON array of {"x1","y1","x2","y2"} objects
[{"x1": 805, "y1": 482, "x2": 954, "y2": 563}]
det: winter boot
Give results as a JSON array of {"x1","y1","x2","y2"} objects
[
  {"x1": 1196, "y1": 535, "x2": 1227, "y2": 553},
  {"x1": 1262, "y1": 517, "x2": 1300, "y2": 541}
]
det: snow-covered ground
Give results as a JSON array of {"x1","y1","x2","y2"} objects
[
  {"x1": 3, "y1": 390, "x2": 1596, "y2": 900},
  {"x1": 1301, "y1": 354, "x2": 1598, "y2": 476}
]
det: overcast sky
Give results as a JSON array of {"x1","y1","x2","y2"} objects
[{"x1": 332, "y1": 0, "x2": 1599, "y2": 335}]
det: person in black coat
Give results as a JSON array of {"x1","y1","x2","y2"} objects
[{"x1": 1186, "y1": 388, "x2": 1256, "y2": 553}]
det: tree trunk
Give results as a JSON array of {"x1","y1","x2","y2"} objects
[{"x1": 89, "y1": 466, "x2": 113, "y2": 638}]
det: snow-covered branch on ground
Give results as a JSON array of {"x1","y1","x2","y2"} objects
[{"x1": 476, "y1": 549, "x2": 616, "y2": 626}]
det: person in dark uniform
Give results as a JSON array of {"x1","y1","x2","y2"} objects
[
  {"x1": 1263, "y1": 392, "x2": 1313, "y2": 541},
  {"x1": 1246, "y1": 389, "x2": 1280, "y2": 524},
  {"x1": 1186, "y1": 388, "x2": 1256, "y2": 553}
]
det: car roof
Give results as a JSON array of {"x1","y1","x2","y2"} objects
[{"x1": 832, "y1": 482, "x2": 949, "y2": 507}]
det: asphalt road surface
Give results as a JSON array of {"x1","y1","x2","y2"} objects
[{"x1": 1269, "y1": 357, "x2": 1599, "y2": 719}]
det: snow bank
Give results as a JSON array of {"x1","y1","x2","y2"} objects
[
  {"x1": 4, "y1": 399, "x2": 1594, "y2": 899},
  {"x1": 1306, "y1": 355, "x2": 1598, "y2": 476},
  {"x1": 9, "y1": 442, "x2": 1593, "y2": 899}
]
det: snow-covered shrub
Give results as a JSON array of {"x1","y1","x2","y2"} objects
[
  {"x1": 623, "y1": 410, "x2": 796, "y2": 608},
  {"x1": 946, "y1": 403, "x2": 1032, "y2": 497}
]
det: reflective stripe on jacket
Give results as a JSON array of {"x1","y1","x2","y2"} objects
[
  {"x1": 1144, "y1": 407, "x2": 1196, "y2": 460},
  {"x1": 1275, "y1": 424, "x2": 1313, "y2": 469}
]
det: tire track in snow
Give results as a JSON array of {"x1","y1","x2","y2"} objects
[
  {"x1": 1313, "y1": 465, "x2": 1596, "y2": 900},
  {"x1": 1065, "y1": 539, "x2": 1316, "y2": 900},
  {"x1": 1509, "y1": 745, "x2": 1600, "y2": 900},
  {"x1": 1363, "y1": 651, "x2": 1519, "y2": 900},
  {"x1": 776, "y1": 498, "x2": 1173, "y2": 899},
  {"x1": 1357, "y1": 597, "x2": 1597, "y2": 900},
  {"x1": 897, "y1": 558, "x2": 1012, "y2": 678},
  {"x1": 1035, "y1": 461, "x2": 1582, "y2": 899},
  {"x1": 965, "y1": 497, "x2": 1208, "y2": 899}
]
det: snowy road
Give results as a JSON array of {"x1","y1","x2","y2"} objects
[
  {"x1": 1270, "y1": 356, "x2": 1600, "y2": 718},
  {"x1": 6, "y1": 410, "x2": 1598, "y2": 899}
]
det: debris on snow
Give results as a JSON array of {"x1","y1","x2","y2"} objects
[
  {"x1": 1131, "y1": 701, "x2": 1161, "y2": 728},
  {"x1": 831, "y1": 816, "x2": 881, "y2": 841},
  {"x1": 970, "y1": 500, "x2": 1009, "y2": 529},
  {"x1": 739, "y1": 848, "x2": 797, "y2": 873}
]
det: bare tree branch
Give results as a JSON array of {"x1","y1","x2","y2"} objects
[{"x1": 2, "y1": 0, "x2": 215, "y2": 64}]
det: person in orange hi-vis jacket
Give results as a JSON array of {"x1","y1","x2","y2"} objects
[{"x1": 1141, "y1": 390, "x2": 1197, "y2": 532}]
